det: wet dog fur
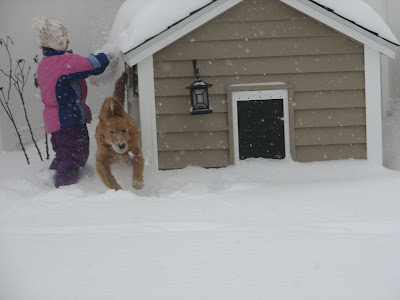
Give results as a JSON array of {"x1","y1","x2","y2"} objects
[{"x1": 95, "y1": 71, "x2": 144, "y2": 190}]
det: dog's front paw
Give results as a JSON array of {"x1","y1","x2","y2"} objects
[
  {"x1": 110, "y1": 184, "x2": 122, "y2": 191},
  {"x1": 133, "y1": 179, "x2": 144, "y2": 190}
]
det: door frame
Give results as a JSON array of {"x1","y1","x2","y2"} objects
[{"x1": 230, "y1": 86, "x2": 292, "y2": 164}]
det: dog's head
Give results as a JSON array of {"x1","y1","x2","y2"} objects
[{"x1": 98, "y1": 97, "x2": 132, "y2": 154}]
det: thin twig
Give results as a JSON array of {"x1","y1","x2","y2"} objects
[
  {"x1": 0, "y1": 88, "x2": 30, "y2": 164},
  {"x1": 45, "y1": 133, "x2": 49, "y2": 160},
  {"x1": 0, "y1": 88, "x2": 12, "y2": 120},
  {"x1": 13, "y1": 59, "x2": 43, "y2": 161},
  {"x1": 0, "y1": 36, "x2": 35, "y2": 164}
]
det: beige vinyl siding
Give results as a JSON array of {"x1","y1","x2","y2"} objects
[
  {"x1": 179, "y1": 19, "x2": 338, "y2": 42},
  {"x1": 154, "y1": 54, "x2": 364, "y2": 77},
  {"x1": 294, "y1": 90, "x2": 365, "y2": 110},
  {"x1": 158, "y1": 149, "x2": 230, "y2": 170},
  {"x1": 296, "y1": 144, "x2": 367, "y2": 162},
  {"x1": 157, "y1": 113, "x2": 229, "y2": 133},
  {"x1": 156, "y1": 95, "x2": 228, "y2": 114},
  {"x1": 212, "y1": 1, "x2": 308, "y2": 22},
  {"x1": 294, "y1": 108, "x2": 366, "y2": 128},
  {"x1": 153, "y1": 0, "x2": 366, "y2": 169},
  {"x1": 155, "y1": 73, "x2": 365, "y2": 95},
  {"x1": 295, "y1": 127, "x2": 367, "y2": 146},
  {"x1": 158, "y1": 131, "x2": 229, "y2": 151},
  {"x1": 154, "y1": 36, "x2": 365, "y2": 61}
]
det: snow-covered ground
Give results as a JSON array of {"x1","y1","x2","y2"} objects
[
  {"x1": 1, "y1": 117, "x2": 400, "y2": 300},
  {"x1": 2, "y1": 0, "x2": 400, "y2": 297}
]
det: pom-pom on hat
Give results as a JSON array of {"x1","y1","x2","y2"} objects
[{"x1": 32, "y1": 17, "x2": 69, "y2": 51}]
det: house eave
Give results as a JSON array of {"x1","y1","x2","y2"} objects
[
  {"x1": 280, "y1": 0, "x2": 398, "y2": 59},
  {"x1": 123, "y1": 0, "x2": 242, "y2": 67},
  {"x1": 122, "y1": 0, "x2": 398, "y2": 67}
]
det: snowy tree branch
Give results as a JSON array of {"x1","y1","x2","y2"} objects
[{"x1": 0, "y1": 36, "x2": 44, "y2": 164}]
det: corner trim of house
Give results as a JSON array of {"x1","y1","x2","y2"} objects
[
  {"x1": 137, "y1": 56, "x2": 159, "y2": 172},
  {"x1": 364, "y1": 46, "x2": 383, "y2": 165}
]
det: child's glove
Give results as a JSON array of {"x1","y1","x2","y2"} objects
[
  {"x1": 88, "y1": 51, "x2": 121, "y2": 86},
  {"x1": 95, "y1": 52, "x2": 110, "y2": 67}
]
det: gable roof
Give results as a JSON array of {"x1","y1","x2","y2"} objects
[
  {"x1": 308, "y1": 0, "x2": 399, "y2": 44},
  {"x1": 116, "y1": 0, "x2": 399, "y2": 66}
]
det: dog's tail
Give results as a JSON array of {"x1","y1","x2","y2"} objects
[{"x1": 113, "y1": 70, "x2": 128, "y2": 106}]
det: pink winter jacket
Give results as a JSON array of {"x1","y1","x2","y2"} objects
[{"x1": 37, "y1": 50, "x2": 109, "y2": 133}]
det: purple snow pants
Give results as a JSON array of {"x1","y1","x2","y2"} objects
[{"x1": 49, "y1": 124, "x2": 89, "y2": 188}]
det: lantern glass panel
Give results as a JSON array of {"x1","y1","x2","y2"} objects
[{"x1": 194, "y1": 89, "x2": 205, "y2": 104}]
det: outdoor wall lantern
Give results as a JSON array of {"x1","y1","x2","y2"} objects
[{"x1": 186, "y1": 60, "x2": 213, "y2": 115}]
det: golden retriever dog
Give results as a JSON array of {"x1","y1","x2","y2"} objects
[{"x1": 95, "y1": 71, "x2": 144, "y2": 190}]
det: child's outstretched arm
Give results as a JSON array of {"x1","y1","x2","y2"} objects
[
  {"x1": 86, "y1": 53, "x2": 110, "y2": 76},
  {"x1": 57, "y1": 52, "x2": 110, "y2": 85}
]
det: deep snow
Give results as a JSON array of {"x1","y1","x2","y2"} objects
[
  {"x1": 1, "y1": 119, "x2": 400, "y2": 300},
  {"x1": 1, "y1": 0, "x2": 400, "y2": 298}
]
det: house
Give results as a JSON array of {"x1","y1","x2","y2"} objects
[{"x1": 116, "y1": 0, "x2": 399, "y2": 171}]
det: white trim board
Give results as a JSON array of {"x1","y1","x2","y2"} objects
[
  {"x1": 137, "y1": 56, "x2": 159, "y2": 172},
  {"x1": 364, "y1": 46, "x2": 383, "y2": 165},
  {"x1": 231, "y1": 89, "x2": 291, "y2": 164}
]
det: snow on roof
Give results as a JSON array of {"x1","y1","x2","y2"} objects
[
  {"x1": 105, "y1": 0, "x2": 399, "y2": 55},
  {"x1": 106, "y1": 0, "x2": 213, "y2": 54},
  {"x1": 311, "y1": 0, "x2": 399, "y2": 44}
]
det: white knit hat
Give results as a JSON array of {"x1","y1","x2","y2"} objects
[{"x1": 32, "y1": 17, "x2": 69, "y2": 51}]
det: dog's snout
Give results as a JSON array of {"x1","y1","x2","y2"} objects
[{"x1": 118, "y1": 143, "x2": 126, "y2": 150}]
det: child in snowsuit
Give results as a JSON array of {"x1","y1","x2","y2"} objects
[{"x1": 32, "y1": 16, "x2": 110, "y2": 188}]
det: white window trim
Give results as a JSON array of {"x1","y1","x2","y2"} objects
[
  {"x1": 137, "y1": 56, "x2": 159, "y2": 172},
  {"x1": 232, "y1": 89, "x2": 291, "y2": 164},
  {"x1": 364, "y1": 46, "x2": 383, "y2": 165}
]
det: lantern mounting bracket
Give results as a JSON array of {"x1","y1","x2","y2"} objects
[{"x1": 193, "y1": 59, "x2": 200, "y2": 79}]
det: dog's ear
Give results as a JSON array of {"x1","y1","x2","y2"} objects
[
  {"x1": 110, "y1": 98, "x2": 125, "y2": 117},
  {"x1": 99, "y1": 97, "x2": 125, "y2": 121},
  {"x1": 99, "y1": 98, "x2": 113, "y2": 122}
]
